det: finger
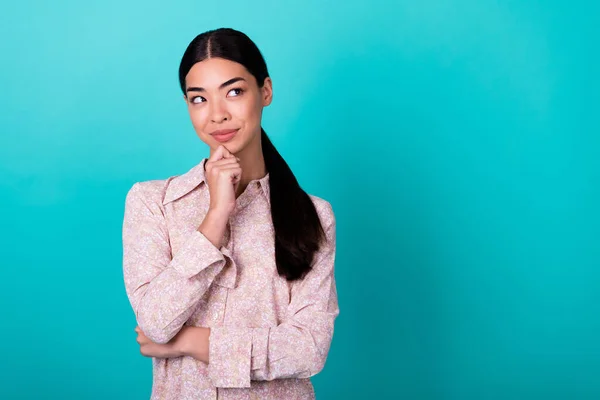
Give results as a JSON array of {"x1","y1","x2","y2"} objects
[
  {"x1": 218, "y1": 165, "x2": 242, "y2": 172},
  {"x1": 206, "y1": 160, "x2": 240, "y2": 175},
  {"x1": 220, "y1": 146, "x2": 234, "y2": 159},
  {"x1": 218, "y1": 166, "x2": 242, "y2": 181},
  {"x1": 213, "y1": 145, "x2": 235, "y2": 160},
  {"x1": 209, "y1": 158, "x2": 240, "y2": 168},
  {"x1": 208, "y1": 145, "x2": 226, "y2": 162},
  {"x1": 207, "y1": 147, "x2": 239, "y2": 167},
  {"x1": 220, "y1": 152, "x2": 239, "y2": 161}
]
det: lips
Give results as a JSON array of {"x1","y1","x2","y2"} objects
[{"x1": 211, "y1": 129, "x2": 239, "y2": 143}]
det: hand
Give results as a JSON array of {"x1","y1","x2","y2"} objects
[
  {"x1": 204, "y1": 145, "x2": 242, "y2": 216},
  {"x1": 134, "y1": 326, "x2": 184, "y2": 359},
  {"x1": 177, "y1": 326, "x2": 211, "y2": 363}
]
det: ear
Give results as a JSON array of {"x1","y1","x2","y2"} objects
[
  {"x1": 261, "y1": 77, "x2": 273, "y2": 107},
  {"x1": 183, "y1": 94, "x2": 188, "y2": 103}
]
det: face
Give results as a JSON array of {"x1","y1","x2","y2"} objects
[{"x1": 183, "y1": 57, "x2": 272, "y2": 155}]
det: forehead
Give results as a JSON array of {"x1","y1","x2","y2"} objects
[{"x1": 186, "y1": 58, "x2": 250, "y2": 86}]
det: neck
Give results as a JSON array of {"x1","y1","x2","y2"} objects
[
  {"x1": 231, "y1": 133, "x2": 267, "y2": 197},
  {"x1": 239, "y1": 148, "x2": 266, "y2": 184}
]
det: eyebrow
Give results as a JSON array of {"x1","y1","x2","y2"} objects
[{"x1": 186, "y1": 77, "x2": 247, "y2": 94}]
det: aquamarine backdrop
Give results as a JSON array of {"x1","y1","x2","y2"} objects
[{"x1": 1, "y1": 1, "x2": 598, "y2": 399}]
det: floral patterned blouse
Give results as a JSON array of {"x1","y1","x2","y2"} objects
[{"x1": 122, "y1": 158, "x2": 339, "y2": 399}]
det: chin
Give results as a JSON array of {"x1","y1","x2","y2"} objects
[{"x1": 212, "y1": 140, "x2": 241, "y2": 155}]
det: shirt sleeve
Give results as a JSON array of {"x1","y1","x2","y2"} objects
[
  {"x1": 122, "y1": 182, "x2": 234, "y2": 344},
  {"x1": 207, "y1": 202, "x2": 339, "y2": 388}
]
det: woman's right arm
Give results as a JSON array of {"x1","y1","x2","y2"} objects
[{"x1": 122, "y1": 182, "x2": 231, "y2": 345}]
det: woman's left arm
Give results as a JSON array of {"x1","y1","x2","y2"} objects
[{"x1": 206, "y1": 202, "x2": 339, "y2": 388}]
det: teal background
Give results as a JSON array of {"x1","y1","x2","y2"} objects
[{"x1": 1, "y1": 0, "x2": 598, "y2": 399}]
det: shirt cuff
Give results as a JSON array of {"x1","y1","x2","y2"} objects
[
  {"x1": 213, "y1": 246, "x2": 238, "y2": 289},
  {"x1": 170, "y1": 230, "x2": 226, "y2": 279},
  {"x1": 250, "y1": 327, "x2": 270, "y2": 370}
]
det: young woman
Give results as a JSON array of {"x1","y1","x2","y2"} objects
[{"x1": 122, "y1": 28, "x2": 339, "y2": 399}]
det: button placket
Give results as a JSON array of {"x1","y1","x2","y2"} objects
[
  {"x1": 220, "y1": 217, "x2": 235, "y2": 325},
  {"x1": 227, "y1": 216, "x2": 235, "y2": 253}
]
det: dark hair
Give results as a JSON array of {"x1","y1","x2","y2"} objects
[{"x1": 178, "y1": 28, "x2": 325, "y2": 281}]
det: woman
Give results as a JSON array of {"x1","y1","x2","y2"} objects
[{"x1": 122, "y1": 27, "x2": 339, "y2": 399}]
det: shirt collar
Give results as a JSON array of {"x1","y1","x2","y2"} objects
[{"x1": 162, "y1": 158, "x2": 270, "y2": 206}]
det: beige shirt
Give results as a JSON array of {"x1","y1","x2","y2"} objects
[{"x1": 122, "y1": 158, "x2": 339, "y2": 399}]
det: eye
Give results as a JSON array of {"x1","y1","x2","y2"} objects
[
  {"x1": 228, "y1": 88, "x2": 244, "y2": 97},
  {"x1": 190, "y1": 96, "x2": 205, "y2": 104}
]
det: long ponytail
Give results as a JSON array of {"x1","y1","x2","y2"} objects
[{"x1": 261, "y1": 128, "x2": 325, "y2": 280}]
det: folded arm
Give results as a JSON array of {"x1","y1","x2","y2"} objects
[{"x1": 122, "y1": 182, "x2": 233, "y2": 344}]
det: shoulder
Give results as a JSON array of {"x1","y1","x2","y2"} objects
[
  {"x1": 124, "y1": 177, "x2": 174, "y2": 212},
  {"x1": 308, "y1": 193, "x2": 336, "y2": 230}
]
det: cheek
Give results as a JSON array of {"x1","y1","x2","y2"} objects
[
  {"x1": 189, "y1": 108, "x2": 209, "y2": 131},
  {"x1": 236, "y1": 98, "x2": 261, "y2": 124}
]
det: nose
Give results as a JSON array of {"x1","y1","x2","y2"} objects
[{"x1": 209, "y1": 99, "x2": 231, "y2": 123}]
